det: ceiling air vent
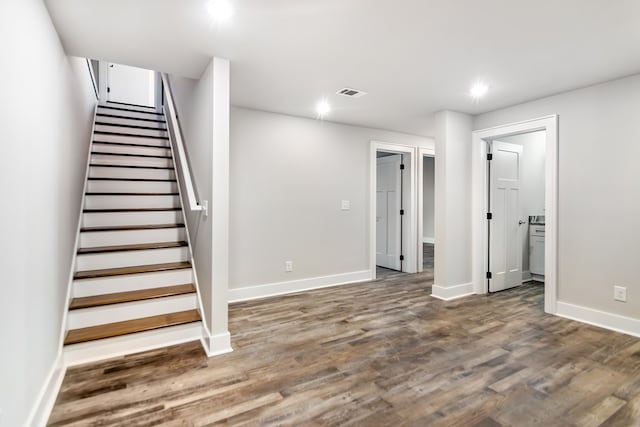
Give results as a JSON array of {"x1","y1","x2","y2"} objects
[{"x1": 336, "y1": 87, "x2": 368, "y2": 98}]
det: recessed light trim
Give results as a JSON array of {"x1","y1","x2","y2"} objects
[
  {"x1": 207, "y1": 0, "x2": 234, "y2": 22},
  {"x1": 316, "y1": 100, "x2": 331, "y2": 118},
  {"x1": 470, "y1": 81, "x2": 489, "y2": 100}
]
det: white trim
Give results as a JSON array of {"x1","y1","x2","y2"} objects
[
  {"x1": 556, "y1": 302, "x2": 640, "y2": 338},
  {"x1": 369, "y1": 141, "x2": 418, "y2": 278},
  {"x1": 431, "y1": 283, "x2": 474, "y2": 301},
  {"x1": 471, "y1": 115, "x2": 558, "y2": 314},
  {"x1": 228, "y1": 270, "x2": 372, "y2": 303},
  {"x1": 25, "y1": 354, "x2": 66, "y2": 427},
  {"x1": 200, "y1": 330, "x2": 233, "y2": 357},
  {"x1": 417, "y1": 147, "x2": 436, "y2": 273}
]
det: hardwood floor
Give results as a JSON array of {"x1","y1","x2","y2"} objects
[{"x1": 48, "y1": 271, "x2": 640, "y2": 426}]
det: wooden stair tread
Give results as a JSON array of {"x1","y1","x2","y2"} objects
[
  {"x1": 92, "y1": 140, "x2": 170, "y2": 149},
  {"x1": 88, "y1": 177, "x2": 177, "y2": 182},
  {"x1": 94, "y1": 131, "x2": 169, "y2": 140},
  {"x1": 95, "y1": 122, "x2": 168, "y2": 131},
  {"x1": 91, "y1": 152, "x2": 172, "y2": 159},
  {"x1": 64, "y1": 309, "x2": 201, "y2": 345},
  {"x1": 81, "y1": 223, "x2": 184, "y2": 232},
  {"x1": 89, "y1": 163, "x2": 174, "y2": 170},
  {"x1": 74, "y1": 261, "x2": 191, "y2": 279},
  {"x1": 97, "y1": 105, "x2": 164, "y2": 116},
  {"x1": 96, "y1": 113, "x2": 166, "y2": 124},
  {"x1": 69, "y1": 284, "x2": 196, "y2": 310},
  {"x1": 85, "y1": 192, "x2": 179, "y2": 196},
  {"x1": 78, "y1": 241, "x2": 187, "y2": 254},
  {"x1": 83, "y1": 208, "x2": 181, "y2": 213}
]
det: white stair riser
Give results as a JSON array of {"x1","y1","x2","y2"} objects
[
  {"x1": 95, "y1": 124, "x2": 168, "y2": 138},
  {"x1": 91, "y1": 154, "x2": 173, "y2": 168},
  {"x1": 80, "y1": 227, "x2": 186, "y2": 247},
  {"x1": 82, "y1": 210, "x2": 183, "y2": 228},
  {"x1": 67, "y1": 294, "x2": 198, "y2": 329},
  {"x1": 92, "y1": 143, "x2": 171, "y2": 158},
  {"x1": 76, "y1": 247, "x2": 189, "y2": 271},
  {"x1": 93, "y1": 133, "x2": 169, "y2": 147},
  {"x1": 96, "y1": 115, "x2": 167, "y2": 129},
  {"x1": 87, "y1": 180, "x2": 178, "y2": 194},
  {"x1": 73, "y1": 269, "x2": 193, "y2": 297},
  {"x1": 89, "y1": 166, "x2": 175, "y2": 180},
  {"x1": 103, "y1": 102, "x2": 157, "y2": 112},
  {"x1": 63, "y1": 322, "x2": 202, "y2": 367},
  {"x1": 84, "y1": 195, "x2": 179, "y2": 210},
  {"x1": 97, "y1": 107, "x2": 163, "y2": 121}
]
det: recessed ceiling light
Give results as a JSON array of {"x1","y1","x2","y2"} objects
[
  {"x1": 316, "y1": 100, "x2": 331, "y2": 118},
  {"x1": 470, "y1": 81, "x2": 489, "y2": 100},
  {"x1": 207, "y1": 0, "x2": 234, "y2": 22}
]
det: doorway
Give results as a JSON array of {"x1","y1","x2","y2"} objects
[
  {"x1": 369, "y1": 141, "x2": 417, "y2": 279},
  {"x1": 487, "y1": 132, "x2": 545, "y2": 292},
  {"x1": 417, "y1": 148, "x2": 436, "y2": 277},
  {"x1": 472, "y1": 116, "x2": 558, "y2": 313},
  {"x1": 106, "y1": 63, "x2": 156, "y2": 107}
]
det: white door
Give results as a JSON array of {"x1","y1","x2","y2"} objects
[
  {"x1": 107, "y1": 63, "x2": 156, "y2": 107},
  {"x1": 376, "y1": 154, "x2": 402, "y2": 270},
  {"x1": 489, "y1": 141, "x2": 524, "y2": 292}
]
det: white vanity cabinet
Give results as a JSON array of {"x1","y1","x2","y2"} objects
[{"x1": 529, "y1": 224, "x2": 545, "y2": 277}]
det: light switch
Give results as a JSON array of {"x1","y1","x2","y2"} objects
[{"x1": 341, "y1": 200, "x2": 350, "y2": 210}]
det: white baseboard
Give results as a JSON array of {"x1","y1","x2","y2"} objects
[
  {"x1": 422, "y1": 237, "x2": 435, "y2": 244},
  {"x1": 431, "y1": 282, "x2": 475, "y2": 301},
  {"x1": 228, "y1": 270, "x2": 372, "y2": 303},
  {"x1": 201, "y1": 329, "x2": 233, "y2": 357},
  {"x1": 556, "y1": 301, "x2": 640, "y2": 338},
  {"x1": 26, "y1": 353, "x2": 66, "y2": 427},
  {"x1": 522, "y1": 270, "x2": 532, "y2": 282}
]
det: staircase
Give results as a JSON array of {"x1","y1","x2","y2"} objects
[{"x1": 63, "y1": 101, "x2": 203, "y2": 364}]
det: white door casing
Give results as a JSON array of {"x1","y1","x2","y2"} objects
[
  {"x1": 376, "y1": 154, "x2": 402, "y2": 270},
  {"x1": 489, "y1": 141, "x2": 524, "y2": 292},
  {"x1": 107, "y1": 63, "x2": 156, "y2": 107}
]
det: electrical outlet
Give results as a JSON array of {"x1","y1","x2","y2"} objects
[
  {"x1": 614, "y1": 285, "x2": 627, "y2": 302},
  {"x1": 341, "y1": 200, "x2": 351, "y2": 210},
  {"x1": 285, "y1": 261, "x2": 293, "y2": 272}
]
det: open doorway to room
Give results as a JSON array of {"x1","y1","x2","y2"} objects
[
  {"x1": 472, "y1": 116, "x2": 558, "y2": 314},
  {"x1": 417, "y1": 148, "x2": 436, "y2": 279},
  {"x1": 98, "y1": 62, "x2": 158, "y2": 108},
  {"x1": 488, "y1": 131, "x2": 546, "y2": 292},
  {"x1": 370, "y1": 141, "x2": 417, "y2": 280}
]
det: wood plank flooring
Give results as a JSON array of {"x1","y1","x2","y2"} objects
[{"x1": 49, "y1": 270, "x2": 640, "y2": 426}]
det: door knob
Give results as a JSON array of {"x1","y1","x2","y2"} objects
[{"x1": 518, "y1": 220, "x2": 527, "y2": 225}]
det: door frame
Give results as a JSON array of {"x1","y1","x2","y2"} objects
[
  {"x1": 471, "y1": 115, "x2": 558, "y2": 313},
  {"x1": 369, "y1": 141, "x2": 418, "y2": 279},
  {"x1": 417, "y1": 147, "x2": 436, "y2": 273}
]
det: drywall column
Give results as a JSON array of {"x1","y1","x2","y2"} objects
[
  {"x1": 433, "y1": 110, "x2": 474, "y2": 299},
  {"x1": 168, "y1": 57, "x2": 231, "y2": 357},
  {"x1": 208, "y1": 57, "x2": 231, "y2": 355}
]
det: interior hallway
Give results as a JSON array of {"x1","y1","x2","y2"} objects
[{"x1": 48, "y1": 266, "x2": 640, "y2": 426}]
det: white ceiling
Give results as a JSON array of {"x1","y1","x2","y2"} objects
[{"x1": 46, "y1": 0, "x2": 640, "y2": 136}]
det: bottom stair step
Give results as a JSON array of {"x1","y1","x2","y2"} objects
[
  {"x1": 69, "y1": 284, "x2": 196, "y2": 309},
  {"x1": 64, "y1": 309, "x2": 201, "y2": 345}
]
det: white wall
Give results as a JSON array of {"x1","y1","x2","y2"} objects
[
  {"x1": 475, "y1": 73, "x2": 640, "y2": 321},
  {"x1": 422, "y1": 156, "x2": 435, "y2": 242},
  {"x1": 168, "y1": 58, "x2": 231, "y2": 354},
  {"x1": 433, "y1": 111, "x2": 473, "y2": 299},
  {"x1": 229, "y1": 107, "x2": 433, "y2": 294},
  {"x1": 497, "y1": 131, "x2": 545, "y2": 274},
  {"x1": 0, "y1": 0, "x2": 96, "y2": 425}
]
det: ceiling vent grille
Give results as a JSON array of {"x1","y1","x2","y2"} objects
[{"x1": 336, "y1": 87, "x2": 368, "y2": 98}]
